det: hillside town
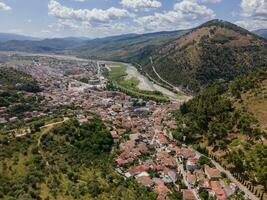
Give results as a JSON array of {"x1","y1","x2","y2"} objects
[{"x1": 0, "y1": 53, "x2": 253, "y2": 200}]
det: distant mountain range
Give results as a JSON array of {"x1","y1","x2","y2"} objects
[
  {"x1": 70, "y1": 30, "x2": 189, "y2": 61},
  {"x1": 0, "y1": 33, "x2": 39, "y2": 42},
  {"x1": 0, "y1": 30, "x2": 189, "y2": 57},
  {"x1": 0, "y1": 37, "x2": 89, "y2": 52},
  {"x1": 253, "y1": 29, "x2": 267, "y2": 39},
  {"x1": 0, "y1": 20, "x2": 266, "y2": 94}
]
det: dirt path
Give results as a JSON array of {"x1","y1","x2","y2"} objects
[{"x1": 38, "y1": 117, "x2": 69, "y2": 146}]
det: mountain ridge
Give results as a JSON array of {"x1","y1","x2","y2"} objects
[
  {"x1": 140, "y1": 19, "x2": 267, "y2": 93},
  {"x1": 0, "y1": 33, "x2": 39, "y2": 42},
  {"x1": 254, "y1": 29, "x2": 267, "y2": 39}
]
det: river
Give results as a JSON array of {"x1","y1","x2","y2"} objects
[{"x1": 125, "y1": 63, "x2": 190, "y2": 102}]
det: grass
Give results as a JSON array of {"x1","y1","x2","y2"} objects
[{"x1": 107, "y1": 62, "x2": 169, "y2": 102}]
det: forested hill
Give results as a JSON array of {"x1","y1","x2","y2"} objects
[
  {"x1": 173, "y1": 68, "x2": 267, "y2": 190},
  {"x1": 70, "y1": 30, "x2": 189, "y2": 62},
  {"x1": 140, "y1": 19, "x2": 267, "y2": 93},
  {"x1": 0, "y1": 117, "x2": 157, "y2": 199}
]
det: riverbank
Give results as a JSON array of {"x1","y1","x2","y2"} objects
[
  {"x1": 106, "y1": 62, "x2": 169, "y2": 102},
  {"x1": 106, "y1": 62, "x2": 190, "y2": 102}
]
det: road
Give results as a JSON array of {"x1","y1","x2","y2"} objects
[
  {"x1": 149, "y1": 57, "x2": 181, "y2": 91},
  {"x1": 192, "y1": 148, "x2": 259, "y2": 200},
  {"x1": 38, "y1": 117, "x2": 69, "y2": 146}
]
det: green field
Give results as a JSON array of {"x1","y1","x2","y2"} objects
[{"x1": 107, "y1": 63, "x2": 169, "y2": 102}]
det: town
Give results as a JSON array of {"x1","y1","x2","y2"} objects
[{"x1": 0, "y1": 52, "x2": 257, "y2": 200}]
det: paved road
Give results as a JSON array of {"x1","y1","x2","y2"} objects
[
  {"x1": 192, "y1": 148, "x2": 259, "y2": 200},
  {"x1": 149, "y1": 57, "x2": 180, "y2": 91}
]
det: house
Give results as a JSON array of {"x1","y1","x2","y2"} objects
[
  {"x1": 127, "y1": 165, "x2": 149, "y2": 176},
  {"x1": 110, "y1": 130, "x2": 119, "y2": 139},
  {"x1": 119, "y1": 140, "x2": 135, "y2": 151},
  {"x1": 186, "y1": 172, "x2": 197, "y2": 188},
  {"x1": 9, "y1": 117, "x2": 18, "y2": 123},
  {"x1": 194, "y1": 169, "x2": 205, "y2": 182},
  {"x1": 137, "y1": 143, "x2": 149, "y2": 153},
  {"x1": 0, "y1": 118, "x2": 7, "y2": 124},
  {"x1": 182, "y1": 189, "x2": 197, "y2": 200},
  {"x1": 224, "y1": 183, "x2": 238, "y2": 198},
  {"x1": 136, "y1": 176, "x2": 154, "y2": 187},
  {"x1": 168, "y1": 170, "x2": 178, "y2": 183},
  {"x1": 205, "y1": 165, "x2": 221, "y2": 179},
  {"x1": 129, "y1": 133, "x2": 141, "y2": 142},
  {"x1": 176, "y1": 148, "x2": 196, "y2": 159},
  {"x1": 154, "y1": 179, "x2": 170, "y2": 200},
  {"x1": 210, "y1": 181, "x2": 227, "y2": 200},
  {"x1": 186, "y1": 158, "x2": 198, "y2": 171},
  {"x1": 116, "y1": 158, "x2": 126, "y2": 166}
]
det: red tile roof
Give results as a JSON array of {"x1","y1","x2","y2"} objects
[{"x1": 182, "y1": 189, "x2": 197, "y2": 200}]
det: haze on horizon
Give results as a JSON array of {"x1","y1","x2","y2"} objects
[{"x1": 0, "y1": 0, "x2": 266, "y2": 38}]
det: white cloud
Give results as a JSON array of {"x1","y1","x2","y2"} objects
[
  {"x1": 0, "y1": 2, "x2": 11, "y2": 11},
  {"x1": 200, "y1": 0, "x2": 221, "y2": 3},
  {"x1": 48, "y1": 0, "x2": 132, "y2": 24},
  {"x1": 46, "y1": 0, "x2": 217, "y2": 37},
  {"x1": 135, "y1": 0, "x2": 215, "y2": 31},
  {"x1": 236, "y1": 0, "x2": 267, "y2": 30},
  {"x1": 174, "y1": 0, "x2": 215, "y2": 18},
  {"x1": 236, "y1": 19, "x2": 267, "y2": 30},
  {"x1": 120, "y1": 0, "x2": 161, "y2": 11},
  {"x1": 240, "y1": 0, "x2": 267, "y2": 19},
  {"x1": 47, "y1": 0, "x2": 137, "y2": 37}
]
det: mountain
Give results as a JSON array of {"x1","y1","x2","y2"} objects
[
  {"x1": 0, "y1": 30, "x2": 188, "y2": 57},
  {"x1": 174, "y1": 68, "x2": 267, "y2": 189},
  {"x1": 254, "y1": 29, "x2": 267, "y2": 39},
  {"x1": 0, "y1": 37, "x2": 88, "y2": 52},
  {"x1": 0, "y1": 33, "x2": 39, "y2": 42},
  {"x1": 70, "y1": 30, "x2": 189, "y2": 62},
  {"x1": 139, "y1": 20, "x2": 267, "y2": 93}
]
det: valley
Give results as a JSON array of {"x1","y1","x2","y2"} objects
[
  {"x1": 0, "y1": 50, "x2": 266, "y2": 200},
  {"x1": 0, "y1": 18, "x2": 266, "y2": 200}
]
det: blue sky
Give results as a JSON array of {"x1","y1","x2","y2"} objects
[{"x1": 0, "y1": 0, "x2": 266, "y2": 38}]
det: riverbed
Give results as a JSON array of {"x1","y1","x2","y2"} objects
[{"x1": 125, "y1": 63, "x2": 190, "y2": 102}]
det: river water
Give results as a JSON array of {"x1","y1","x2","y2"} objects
[{"x1": 125, "y1": 63, "x2": 190, "y2": 102}]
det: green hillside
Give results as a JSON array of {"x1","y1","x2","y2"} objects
[
  {"x1": 173, "y1": 68, "x2": 267, "y2": 190},
  {"x1": 0, "y1": 67, "x2": 42, "y2": 119},
  {"x1": 0, "y1": 117, "x2": 157, "y2": 200},
  {"x1": 141, "y1": 20, "x2": 267, "y2": 93},
  {"x1": 69, "y1": 30, "x2": 188, "y2": 62}
]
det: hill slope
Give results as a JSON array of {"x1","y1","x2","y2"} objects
[
  {"x1": 141, "y1": 20, "x2": 267, "y2": 93},
  {"x1": 0, "y1": 38, "x2": 88, "y2": 53},
  {"x1": 0, "y1": 30, "x2": 188, "y2": 59},
  {"x1": 174, "y1": 68, "x2": 267, "y2": 190},
  {"x1": 71, "y1": 30, "x2": 189, "y2": 62},
  {"x1": 0, "y1": 116, "x2": 157, "y2": 199}
]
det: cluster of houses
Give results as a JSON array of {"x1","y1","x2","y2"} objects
[
  {"x1": 1, "y1": 55, "x2": 244, "y2": 200},
  {"x1": 83, "y1": 91, "x2": 240, "y2": 200},
  {"x1": 179, "y1": 148, "x2": 238, "y2": 200}
]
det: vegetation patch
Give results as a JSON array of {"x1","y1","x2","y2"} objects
[
  {"x1": 107, "y1": 63, "x2": 169, "y2": 102},
  {"x1": 173, "y1": 68, "x2": 267, "y2": 190},
  {"x1": 0, "y1": 117, "x2": 157, "y2": 200}
]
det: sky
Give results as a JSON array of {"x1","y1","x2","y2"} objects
[{"x1": 0, "y1": 0, "x2": 266, "y2": 38}]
